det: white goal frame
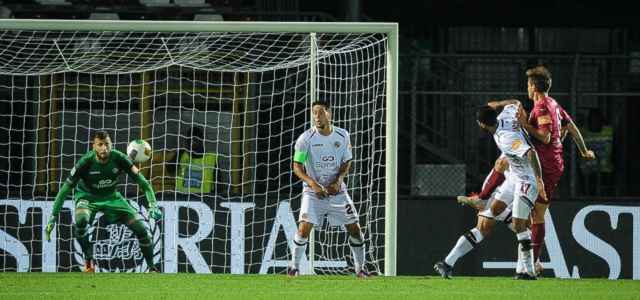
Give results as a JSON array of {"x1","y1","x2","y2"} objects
[{"x1": 0, "y1": 19, "x2": 398, "y2": 276}]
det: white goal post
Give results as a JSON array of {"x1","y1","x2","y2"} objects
[{"x1": 0, "y1": 19, "x2": 397, "y2": 276}]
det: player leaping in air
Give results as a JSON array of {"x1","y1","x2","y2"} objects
[
  {"x1": 45, "y1": 131, "x2": 163, "y2": 272},
  {"x1": 472, "y1": 101, "x2": 546, "y2": 279},
  {"x1": 446, "y1": 89, "x2": 596, "y2": 276},
  {"x1": 289, "y1": 100, "x2": 371, "y2": 278}
]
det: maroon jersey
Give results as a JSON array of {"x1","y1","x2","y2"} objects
[{"x1": 528, "y1": 96, "x2": 572, "y2": 175}]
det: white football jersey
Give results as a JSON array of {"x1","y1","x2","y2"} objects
[
  {"x1": 294, "y1": 126, "x2": 353, "y2": 194},
  {"x1": 493, "y1": 104, "x2": 534, "y2": 180}
]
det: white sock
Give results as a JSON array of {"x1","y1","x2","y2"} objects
[
  {"x1": 444, "y1": 228, "x2": 483, "y2": 267},
  {"x1": 349, "y1": 234, "x2": 366, "y2": 273},
  {"x1": 516, "y1": 244, "x2": 524, "y2": 273},
  {"x1": 516, "y1": 230, "x2": 534, "y2": 275},
  {"x1": 291, "y1": 233, "x2": 308, "y2": 270},
  {"x1": 470, "y1": 228, "x2": 484, "y2": 243}
]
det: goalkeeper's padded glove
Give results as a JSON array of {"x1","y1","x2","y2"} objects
[
  {"x1": 45, "y1": 216, "x2": 56, "y2": 242},
  {"x1": 149, "y1": 206, "x2": 163, "y2": 221}
]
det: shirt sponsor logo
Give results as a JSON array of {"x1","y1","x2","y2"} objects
[
  {"x1": 89, "y1": 171, "x2": 101, "y2": 175},
  {"x1": 315, "y1": 155, "x2": 337, "y2": 169},
  {"x1": 93, "y1": 179, "x2": 116, "y2": 189},
  {"x1": 312, "y1": 144, "x2": 323, "y2": 147},
  {"x1": 512, "y1": 140, "x2": 522, "y2": 151}
]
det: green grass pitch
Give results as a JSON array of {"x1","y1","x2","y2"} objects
[{"x1": 1, "y1": 273, "x2": 639, "y2": 300}]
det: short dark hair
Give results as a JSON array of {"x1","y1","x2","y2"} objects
[
  {"x1": 311, "y1": 100, "x2": 330, "y2": 110},
  {"x1": 92, "y1": 130, "x2": 111, "y2": 141},
  {"x1": 477, "y1": 105, "x2": 498, "y2": 127},
  {"x1": 526, "y1": 65, "x2": 552, "y2": 93}
]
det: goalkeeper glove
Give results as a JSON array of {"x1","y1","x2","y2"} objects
[
  {"x1": 149, "y1": 206, "x2": 163, "y2": 221},
  {"x1": 45, "y1": 216, "x2": 56, "y2": 242}
]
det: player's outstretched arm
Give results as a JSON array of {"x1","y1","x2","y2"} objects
[
  {"x1": 128, "y1": 165, "x2": 162, "y2": 220},
  {"x1": 46, "y1": 158, "x2": 88, "y2": 241},
  {"x1": 487, "y1": 99, "x2": 520, "y2": 110},
  {"x1": 292, "y1": 162, "x2": 328, "y2": 198},
  {"x1": 45, "y1": 182, "x2": 74, "y2": 241},
  {"x1": 560, "y1": 125, "x2": 569, "y2": 142},
  {"x1": 565, "y1": 119, "x2": 596, "y2": 160}
]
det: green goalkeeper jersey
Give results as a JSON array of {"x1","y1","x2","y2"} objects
[
  {"x1": 69, "y1": 149, "x2": 133, "y2": 200},
  {"x1": 50, "y1": 149, "x2": 157, "y2": 217}
]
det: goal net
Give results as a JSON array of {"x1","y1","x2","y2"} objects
[{"x1": 0, "y1": 20, "x2": 396, "y2": 275}]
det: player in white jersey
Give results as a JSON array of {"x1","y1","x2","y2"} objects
[
  {"x1": 434, "y1": 155, "x2": 518, "y2": 278},
  {"x1": 444, "y1": 104, "x2": 590, "y2": 278},
  {"x1": 288, "y1": 100, "x2": 370, "y2": 278},
  {"x1": 476, "y1": 101, "x2": 547, "y2": 280}
]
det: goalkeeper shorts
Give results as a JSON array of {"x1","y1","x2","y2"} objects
[{"x1": 75, "y1": 196, "x2": 139, "y2": 224}]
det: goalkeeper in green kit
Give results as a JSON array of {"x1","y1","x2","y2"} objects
[{"x1": 45, "y1": 131, "x2": 162, "y2": 272}]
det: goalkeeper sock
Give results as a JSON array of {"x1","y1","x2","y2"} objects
[
  {"x1": 74, "y1": 212, "x2": 93, "y2": 261},
  {"x1": 127, "y1": 219, "x2": 155, "y2": 269},
  {"x1": 139, "y1": 237, "x2": 154, "y2": 269},
  {"x1": 76, "y1": 231, "x2": 93, "y2": 261},
  {"x1": 292, "y1": 233, "x2": 308, "y2": 270},
  {"x1": 349, "y1": 234, "x2": 366, "y2": 273},
  {"x1": 444, "y1": 228, "x2": 483, "y2": 267}
]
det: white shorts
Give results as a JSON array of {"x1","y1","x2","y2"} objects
[
  {"x1": 493, "y1": 176, "x2": 515, "y2": 206},
  {"x1": 511, "y1": 176, "x2": 538, "y2": 220},
  {"x1": 299, "y1": 192, "x2": 359, "y2": 226},
  {"x1": 478, "y1": 177, "x2": 515, "y2": 222},
  {"x1": 478, "y1": 201, "x2": 513, "y2": 222}
]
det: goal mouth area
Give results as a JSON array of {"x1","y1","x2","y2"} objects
[{"x1": 0, "y1": 20, "x2": 398, "y2": 276}]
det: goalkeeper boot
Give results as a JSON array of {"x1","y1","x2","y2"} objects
[
  {"x1": 287, "y1": 267, "x2": 299, "y2": 277},
  {"x1": 149, "y1": 265, "x2": 160, "y2": 273},
  {"x1": 83, "y1": 259, "x2": 96, "y2": 273},
  {"x1": 433, "y1": 261, "x2": 453, "y2": 279}
]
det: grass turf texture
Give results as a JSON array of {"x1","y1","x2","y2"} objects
[{"x1": 1, "y1": 273, "x2": 639, "y2": 300}]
